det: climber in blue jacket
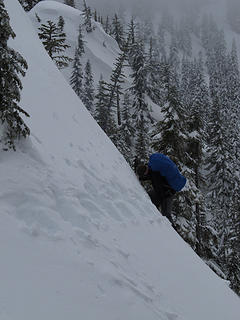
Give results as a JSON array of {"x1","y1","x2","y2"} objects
[{"x1": 136, "y1": 153, "x2": 186, "y2": 223}]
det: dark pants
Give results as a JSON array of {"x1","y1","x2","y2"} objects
[{"x1": 148, "y1": 189, "x2": 174, "y2": 223}]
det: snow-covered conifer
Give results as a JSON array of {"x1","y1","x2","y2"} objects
[
  {"x1": 0, "y1": 0, "x2": 30, "y2": 150},
  {"x1": 82, "y1": 0, "x2": 94, "y2": 33},
  {"x1": 38, "y1": 20, "x2": 72, "y2": 69},
  {"x1": 18, "y1": 0, "x2": 40, "y2": 11},
  {"x1": 94, "y1": 76, "x2": 116, "y2": 140},
  {"x1": 129, "y1": 41, "x2": 152, "y2": 125},
  {"x1": 58, "y1": 16, "x2": 65, "y2": 32},
  {"x1": 107, "y1": 47, "x2": 128, "y2": 126},
  {"x1": 127, "y1": 17, "x2": 136, "y2": 45},
  {"x1": 64, "y1": 0, "x2": 75, "y2": 8},
  {"x1": 103, "y1": 16, "x2": 111, "y2": 35},
  {"x1": 111, "y1": 14, "x2": 124, "y2": 49},
  {"x1": 82, "y1": 60, "x2": 94, "y2": 113},
  {"x1": 145, "y1": 37, "x2": 162, "y2": 104},
  {"x1": 70, "y1": 25, "x2": 85, "y2": 99}
]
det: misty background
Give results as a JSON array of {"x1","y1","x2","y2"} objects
[
  {"x1": 70, "y1": 0, "x2": 222, "y2": 18},
  {"x1": 57, "y1": 0, "x2": 240, "y2": 35}
]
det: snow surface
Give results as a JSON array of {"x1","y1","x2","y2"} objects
[{"x1": 0, "y1": 1, "x2": 240, "y2": 319}]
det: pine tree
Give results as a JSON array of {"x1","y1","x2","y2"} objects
[
  {"x1": 93, "y1": 9, "x2": 97, "y2": 22},
  {"x1": 70, "y1": 48, "x2": 83, "y2": 98},
  {"x1": 103, "y1": 16, "x2": 111, "y2": 35},
  {"x1": 128, "y1": 41, "x2": 153, "y2": 160},
  {"x1": 120, "y1": 92, "x2": 135, "y2": 152},
  {"x1": 38, "y1": 20, "x2": 72, "y2": 69},
  {"x1": 145, "y1": 37, "x2": 162, "y2": 104},
  {"x1": 127, "y1": 17, "x2": 136, "y2": 45},
  {"x1": 0, "y1": 0, "x2": 30, "y2": 150},
  {"x1": 111, "y1": 14, "x2": 124, "y2": 49},
  {"x1": 129, "y1": 41, "x2": 152, "y2": 126},
  {"x1": 135, "y1": 112, "x2": 149, "y2": 161},
  {"x1": 82, "y1": 0, "x2": 94, "y2": 33},
  {"x1": 70, "y1": 25, "x2": 85, "y2": 99},
  {"x1": 18, "y1": 0, "x2": 41, "y2": 11},
  {"x1": 58, "y1": 16, "x2": 65, "y2": 32},
  {"x1": 64, "y1": 0, "x2": 75, "y2": 8},
  {"x1": 94, "y1": 76, "x2": 116, "y2": 140},
  {"x1": 82, "y1": 60, "x2": 94, "y2": 113},
  {"x1": 107, "y1": 46, "x2": 128, "y2": 126}
]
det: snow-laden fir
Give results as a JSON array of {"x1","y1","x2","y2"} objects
[{"x1": 0, "y1": 1, "x2": 240, "y2": 319}]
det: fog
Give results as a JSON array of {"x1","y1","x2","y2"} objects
[
  {"x1": 79, "y1": 0, "x2": 217, "y2": 17},
  {"x1": 58, "y1": 0, "x2": 240, "y2": 35}
]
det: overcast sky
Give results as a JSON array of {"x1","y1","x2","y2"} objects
[{"x1": 72, "y1": 0, "x2": 220, "y2": 19}]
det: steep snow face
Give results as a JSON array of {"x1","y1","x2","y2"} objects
[{"x1": 0, "y1": 1, "x2": 240, "y2": 320}]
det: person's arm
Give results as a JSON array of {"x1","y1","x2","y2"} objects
[{"x1": 139, "y1": 172, "x2": 151, "y2": 181}]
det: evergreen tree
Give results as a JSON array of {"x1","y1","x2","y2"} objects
[
  {"x1": 0, "y1": 0, "x2": 30, "y2": 150},
  {"x1": 94, "y1": 9, "x2": 97, "y2": 22},
  {"x1": 38, "y1": 20, "x2": 72, "y2": 69},
  {"x1": 107, "y1": 46, "x2": 128, "y2": 126},
  {"x1": 128, "y1": 41, "x2": 153, "y2": 159},
  {"x1": 114, "y1": 93, "x2": 135, "y2": 165},
  {"x1": 82, "y1": 60, "x2": 94, "y2": 113},
  {"x1": 58, "y1": 16, "x2": 65, "y2": 32},
  {"x1": 111, "y1": 14, "x2": 124, "y2": 49},
  {"x1": 18, "y1": 0, "x2": 41, "y2": 11},
  {"x1": 129, "y1": 41, "x2": 152, "y2": 126},
  {"x1": 145, "y1": 37, "x2": 162, "y2": 104},
  {"x1": 70, "y1": 25, "x2": 85, "y2": 99},
  {"x1": 94, "y1": 76, "x2": 116, "y2": 140},
  {"x1": 119, "y1": 92, "x2": 135, "y2": 159},
  {"x1": 64, "y1": 0, "x2": 75, "y2": 8},
  {"x1": 82, "y1": 0, "x2": 94, "y2": 33},
  {"x1": 127, "y1": 17, "x2": 136, "y2": 45},
  {"x1": 135, "y1": 113, "x2": 149, "y2": 161},
  {"x1": 103, "y1": 16, "x2": 111, "y2": 35}
]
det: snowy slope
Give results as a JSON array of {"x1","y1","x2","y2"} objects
[
  {"x1": 0, "y1": 1, "x2": 240, "y2": 320},
  {"x1": 29, "y1": 0, "x2": 121, "y2": 86}
]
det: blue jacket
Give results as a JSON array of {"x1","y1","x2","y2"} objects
[{"x1": 148, "y1": 153, "x2": 186, "y2": 192}]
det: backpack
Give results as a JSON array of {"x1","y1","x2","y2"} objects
[{"x1": 148, "y1": 153, "x2": 186, "y2": 192}]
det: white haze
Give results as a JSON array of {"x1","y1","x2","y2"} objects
[{"x1": 73, "y1": 0, "x2": 225, "y2": 18}]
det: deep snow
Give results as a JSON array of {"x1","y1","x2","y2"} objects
[{"x1": 0, "y1": 1, "x2": 239, "y2": 319}]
